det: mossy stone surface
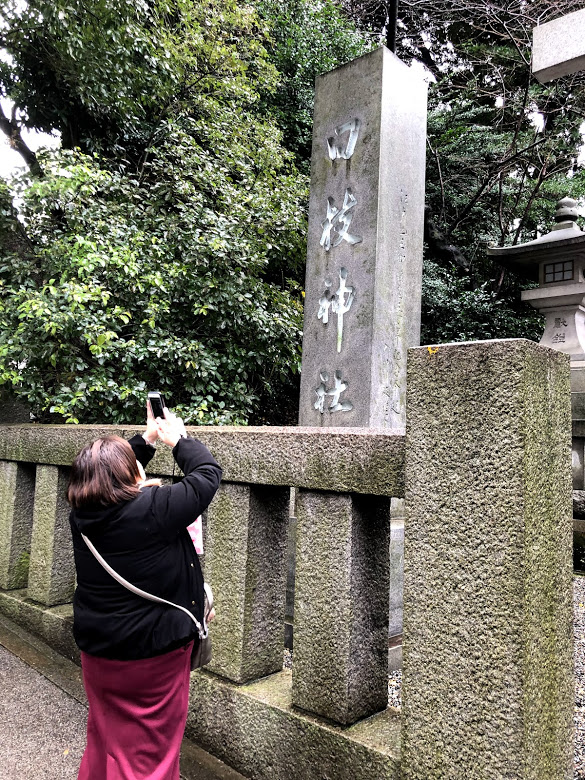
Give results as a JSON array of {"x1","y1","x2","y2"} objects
[
  {"x1": 0, "y1": 425, "x2": 405, "y2": 496},
  {"x1": 402, "y1": 339, "x2": 573, "y2": 779},
  {"x1": 0, "y1": 588, "x2": 79, "y2": 663},
  {"x1": 187, "y1": 669, "x2": 400, "y2": 780},
  {"x1": 27, "y1": 466, "x2": 74, "y2": 607},
  {"x1": 292, "y1": 490, "x2": 390, "y2": 724},
  {"x1": 0, "y1": 461, "x2": 34, "y2": 589},
  {"x1": 205, "y1": 483, "x2": 289, "y2": 683}
]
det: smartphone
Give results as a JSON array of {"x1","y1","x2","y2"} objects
[{"x1": 147, "y1": 391, "x2": 167, "y2": 420}]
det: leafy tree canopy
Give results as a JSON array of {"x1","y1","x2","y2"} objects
[
  {"x1": 342, "y1": 0, "x2": 585, "y2": 344},
  {"x1": 3, "y1": 0, "x2": 584, "y2": 424},
  {"x1": 254, "y1": 0, "x2": 374, "y2": 169},
  {"x1": 0, "y1": 0, "x2": 311, "y2": 424},
  {"x1": 0, "y1": 0, "x2": 279, "y2": 163}
]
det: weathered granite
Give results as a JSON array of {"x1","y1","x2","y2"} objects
[
  {"x1": 205, "y1": 483, "x2": 289, "y2": 683},
  {"x1": 292, "y1": 489, "x2": 390, "y2": 724},
  {"x1": 402, "y1": 339, "x2": 573, "y2": 779},
  {"x1": 0, "y1": 588, "x2": 79, "y2": 663},
  {"x1": 187, "y1": 670, "x2": 400, "y2": 780},
  {"x1": 0, "y1": 425, "x2": 405, "y2": 497},
  {"x1": 0, "y1": 461, "x2": 35, "y2": 589},
  {"x1": 27, "y1": 465, "x2": 75, "y2": 607},
  {"x1": 533, "y1": 9, "x2": 585, "y2": 83},
  {"x1": 298, "y1": 46, "x2": 427, "y2": 428}
]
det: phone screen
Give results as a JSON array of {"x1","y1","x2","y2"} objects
[{"x1": 148, "y1": 392, "x2": 166, "y2": 419}]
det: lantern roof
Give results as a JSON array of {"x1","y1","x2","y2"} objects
[{"x1": 487, "y1": 198, "x2": 585, "y2": 280}]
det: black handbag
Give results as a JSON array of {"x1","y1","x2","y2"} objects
[
  {"x1": 190, "y1": 583, "x2": 213, "y2": 670},
  {"x1": 81, "y1": 533, "x2": 213, "y2": 669}
]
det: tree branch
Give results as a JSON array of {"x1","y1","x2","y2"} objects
[
  {"x1": 424, "y1": 206, "x2": 469, "y2": 271},
  {"x1": 446, "y1": 138, "x2": 546, "y2": 238},
  {"x1": 0, "y1": 104, "x2": 43, "y2": 176}
]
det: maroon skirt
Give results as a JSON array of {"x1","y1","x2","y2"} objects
[{"x1": 78, "y1": 642, "x2": 193, "y2": 780}]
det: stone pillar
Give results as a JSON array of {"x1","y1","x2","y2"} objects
[
  {"x1": 402, "y1": 339, "x2": 573, "y2": 779},
  {"x1": 204, "y1": 482, "x2": 289, "y2": 683},
  {"x1": 298, "y1": 46, "x2": 427, "y2": 427},
  {"x1": 388, "y1": 498, "x2": 404, "y2": 637},
  {"x1": 292, "y1": 490, "x2": 390, "y2": 725},
  {"x1": 0, "y1": 461, "x2": 35, "y2": 589},
  {"x1": 27, "y1": 465, "x2": 75, "y2": 606}
]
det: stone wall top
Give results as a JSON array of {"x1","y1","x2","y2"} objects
[{"x1": 0, "y1": 425, "x2": 405, "y2": 497}]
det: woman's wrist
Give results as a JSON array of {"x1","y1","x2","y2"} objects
[{"x1": 142, "y1": 431, "x2": 157, "y2": 447}]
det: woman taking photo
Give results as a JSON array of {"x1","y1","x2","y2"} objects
[{"x1": 67, "y1": 404, "x2": 221, "y2": 780}]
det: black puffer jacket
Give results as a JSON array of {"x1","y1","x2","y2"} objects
[{"x1": 69, "y1": 434, "x2": 221, "y2": 660}]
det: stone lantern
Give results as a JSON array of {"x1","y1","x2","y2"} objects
[
  {"x1": 488, "y1": 197, "x2": 585, "y2": 391},
  {"x1": 489, "y1": 197, "x2": 585, "y2": 496}
]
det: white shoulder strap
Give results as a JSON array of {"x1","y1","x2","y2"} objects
[{"x1": 81, "y1": 533, "x2": 209, "y2": 640}]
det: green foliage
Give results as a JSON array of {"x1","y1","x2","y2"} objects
[
  {"x1": 5, "y1": 0, "x2": 584, "y2": 425},
  {"x1": 0, "y1": 131, "x2": 306, "y2": 424},
  {"x1": 421, "y1": 258, "x2": 543, "y2": 345},
  {"x1": 253, "y1": 0, "x2": 373, "y2": 169},
  {"x1": 1, "y1": 0, "x2": 279, "y2": 160},
  {"x1": 0, "y1": 0, "x2": 309, "y2": 425}
]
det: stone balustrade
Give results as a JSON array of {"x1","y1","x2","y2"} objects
[{"x1": 0, "y1": 339, "x2": 575, "y2": 779}]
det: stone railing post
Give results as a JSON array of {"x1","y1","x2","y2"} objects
[
  {"x1": 0, "y1": 461, "x2": 35, "y2": 589},
  {"x1": 27, "y1": 465, "x2": 75, "y2": 606},
  {"x1": 402, "y1": 339, "x2": 573, "y2": 779},
  {"x1": 291, "y1": 490, "x2": 390, "y2": 725},
  {"x1": 204, "y1": 482, "x2": 290, "y2": 683}
]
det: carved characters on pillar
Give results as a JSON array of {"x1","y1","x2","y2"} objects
[
  {"x1": 552, "y1": 316, "x2": 568, "y2": 344},
  {"x1": 314, "y1": 371, "x2": 353, "y2": 413},
  {"x1": 327, "y1": 118, "x2": 360, "y2": 161},
  {"x1": 320, "y1": 190, "x2": 362, "y2": 251},
  {"x1": 314, "y1": 117, "x2": 361, "y2": 416},
  {"x1": 317, "y1": 267, "x2": 355, "y2": 353}
]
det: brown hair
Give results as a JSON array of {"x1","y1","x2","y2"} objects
[{"x1": 67, "y1": 436, "x2": 142, "y2": 509}]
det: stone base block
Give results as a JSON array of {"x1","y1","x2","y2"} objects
[
  {"x1": 187, "y1": 670, "x2": 400, "y2": 780},
  {"x1": 293, "y1": 490, "x2": 390, "y2": 724},
  {"x1": 0, "y1": 588, "x2": 79, "y2": 663},
  {"x1": 403, "y1": 340, "x2": 573, "y2": 779},
  {"x1": 28, "y1": 465, "x2": 75, "y2": 606}
]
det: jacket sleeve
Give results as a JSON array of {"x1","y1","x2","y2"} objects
[
  {"x1": 128, "y1": 434, "x2": 157, "y2": 469},
  {"x1": 149, "y1": 437, "x2": 222, "y2": 536}
]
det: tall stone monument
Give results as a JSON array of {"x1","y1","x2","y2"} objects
[{"x1": 298, "y1": 46, "x2": 427, "y2": 427}]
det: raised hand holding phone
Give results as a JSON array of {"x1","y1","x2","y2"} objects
[
  {"x1": 155, "y1": 408, "x2": 187, "y2": 447},
  {"x1": 143, "y1": 401, "x2": 159, "y2": 446}
]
